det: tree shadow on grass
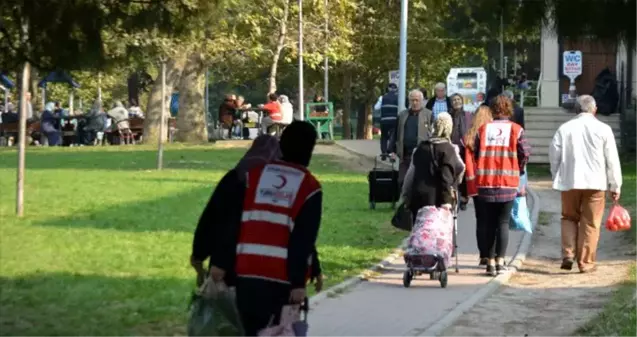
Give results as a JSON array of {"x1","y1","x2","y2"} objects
[
  {"x1": 0, "y1": 272, "x2": 192, "y2": 336},
  {"x1": 0, "y1": 147, "x2": 245, "y2": 171},
  {"x1": 32, "y1": 178, "x2": 400, "y2": 250}
]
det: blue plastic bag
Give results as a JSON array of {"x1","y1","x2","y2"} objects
[{"x1": 509, "y1": 196, "x2": 532, "y2": 233}]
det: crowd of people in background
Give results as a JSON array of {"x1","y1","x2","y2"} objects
[
  {"x1": 217, "y1": 92, "x2": 326, "y2": 140},
  {"x1": 0, "y1": 93, "x2": 145, "y2": 147},
  {"x1": 380, "y1": 80, "x2": 530, "y2": 276}
]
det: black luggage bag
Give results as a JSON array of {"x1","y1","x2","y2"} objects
[{"x1": 367, "y1": 155, "x2": 400, "y2": 210}]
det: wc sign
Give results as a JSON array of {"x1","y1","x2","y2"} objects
[{"x1": 563, "y1": 51, "x2": 583, "y2": 80}]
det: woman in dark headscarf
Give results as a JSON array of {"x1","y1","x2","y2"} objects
[{"x1": 191, "y1": 135, "x2": 281, "y2": 285}]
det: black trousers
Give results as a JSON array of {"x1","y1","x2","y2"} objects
[
  {"x1": 473, "y1": 197, "x2": 487, "y2": 259},
  {"x1": 379, "y1": 121, "x2": 395, "y2": 154},
  {"x1": 476, "y1": 199, "x2": 514, "y2": 259},
  {"x1": 235, "y1": 278, "x2": 290, "y2": 336}
]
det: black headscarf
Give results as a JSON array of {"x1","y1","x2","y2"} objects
[{"x1": 280, "y1": 121, "x2": 317, "y2": 167}]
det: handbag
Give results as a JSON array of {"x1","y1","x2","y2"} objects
[
  {"x1": 391, "y1": 201, "x2": 413, "y2": 231},
  {"x1": 258, "y1": 298, "x2": 309, "y2": 337}
]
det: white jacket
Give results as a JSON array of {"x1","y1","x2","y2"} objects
[
  {"x1": 278, "y1": 95, "x2": 294, "y2": 124},
  {"x1": 549, "y1": 113, "x2": 622, "y2": 193}
]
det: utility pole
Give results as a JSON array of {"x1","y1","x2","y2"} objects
[
  {"x1": 298, "y1": 0, "x2": 305, "y2": 121},
  {"x1": 323, "y1": 0, "x2": 329, "y2": 102},
  {"x1": 397, "y1": 0, "x2": 408, "y2": 111},
  {"x1": 157, "y1": 61, "x2": 166, "y2": 170},
  {"x1": 16, "y1": 20, "x2": 29, "y2": 216},
  {"x1": 499, "y1": 8, "x2": 505, "y2": 82}
]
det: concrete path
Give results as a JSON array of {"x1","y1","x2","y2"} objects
[{"x1": 305, "y1": 140, "x2": 526, "y2": 336}]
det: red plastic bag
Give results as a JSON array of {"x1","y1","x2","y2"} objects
[{"x1": 605, "y1": 204, "x2": 632, "y2": 232}]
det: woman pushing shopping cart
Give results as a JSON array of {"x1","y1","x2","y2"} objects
[{"x1": 397, "y1": 112, "x2": 465, "y2": 288}]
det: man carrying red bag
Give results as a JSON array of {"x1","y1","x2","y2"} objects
[{"x1": 549, "y1": 95, "x2": 623, "y2": 274}]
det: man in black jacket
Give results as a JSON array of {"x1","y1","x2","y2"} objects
[
  {"x1": 379, "y1": 83, "x2": 399, "y2": 156},
  {"x1": 503, "y1": 90, "x2": 525, "y2": 128}
]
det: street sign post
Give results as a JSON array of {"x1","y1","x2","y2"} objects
[
  {"x1": 563, "y1": 50, "x2": 583, "y2": 100},
  {"x1": 389, "y1": 70, "x2": 399, "y2": 86}
]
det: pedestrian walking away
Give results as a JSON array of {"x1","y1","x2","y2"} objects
[
  {"x1": 549, "y1": 95, "x2": 622, "y2": 273},
  {"x1": 233, "y1": 121, "x2": 323, "y2": 335},
  {"x1": 388, "y1": 89, "x2": 433, "y2": 187},
  {"x1": 473, "y1": 95, "x2": 530, "y2": 276},
  {"x1": 462, "y1": 105, "x2": 493, "y2": 266},
  {"x1": 378, "y1": 83, "x2": 399, "y2": 157}
]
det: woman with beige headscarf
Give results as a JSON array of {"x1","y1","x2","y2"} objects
[{"x1": 401, "y1": 112, "x2": 465, "y2": 219}]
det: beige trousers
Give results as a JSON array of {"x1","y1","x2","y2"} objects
[{"x1": 560, "y1": 189, "x2": 606, "y2": 271}]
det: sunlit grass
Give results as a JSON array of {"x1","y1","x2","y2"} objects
[{"x1": 0, "y1": 144, "x2": 403, "y2": 335}]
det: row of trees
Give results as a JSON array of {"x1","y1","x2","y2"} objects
[{"x1": 1, "y1": 0, "x2": 635, "y2": 141}]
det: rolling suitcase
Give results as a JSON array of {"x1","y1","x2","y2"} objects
[{"x1": 367, "y1": 155, "x2": 400, "y2": 210}]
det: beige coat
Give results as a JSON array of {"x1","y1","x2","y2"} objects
[{"x1": 392, "y1": 107, "x2": 433, "y2": 158}]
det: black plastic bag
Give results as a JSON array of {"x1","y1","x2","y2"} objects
[{"x1": 391, "y1": 202, "x2": 412, "y2": 231}]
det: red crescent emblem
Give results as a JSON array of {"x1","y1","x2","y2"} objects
[
  {"x1": 496, "y1": 128, "x2": 503, "y2": 136},
  {"x1": 273, "y1": 174, "x2": 287, "y2": 189}
]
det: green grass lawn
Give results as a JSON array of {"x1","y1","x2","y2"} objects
[
  {"x1": 578, "y1": 159, "x2": 636, "y2": 337},
  {"x1": 0, "y1": 144, "x2": 404, "y2": 336}
]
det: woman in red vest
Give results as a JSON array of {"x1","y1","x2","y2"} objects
[
  {"x1": 473, "y1": 96, "x2": 531, "y2": 276},
  {"x1": 463, "y1": 105, "x2": 493, "y2": 266}
]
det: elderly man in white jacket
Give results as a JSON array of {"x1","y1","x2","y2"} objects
[{"x1": 549, "y1": 95, "x2": 622, "y2": 274}]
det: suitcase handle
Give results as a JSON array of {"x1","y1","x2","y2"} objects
[{"x1": 374, "y1": 154, "x2": 396, "y2": 169}]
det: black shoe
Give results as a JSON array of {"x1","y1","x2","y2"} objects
[
  {"x1": 561, "y1": 258, "x2": 574, "y2": 271},
  {"x1": 380, "y1": 154, "x2": 387, "y2": 161},
  {"x1": 496, "y1": 264, "x2": 509, "y2": 275},
  {"x1": 486, "y1": 264, "x2": 496, "y2": 276},
  {"x1": 479, "y1": 258, "x2": 488, "y2": 266}
]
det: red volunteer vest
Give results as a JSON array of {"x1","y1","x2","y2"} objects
[
  {"x1": 475, "y1": 120, "x2": 521, "y2": 190},
  {"x1": 235, "y1": 161, "x2": 321, "y2": 284}
]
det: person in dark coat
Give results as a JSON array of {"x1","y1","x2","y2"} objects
[
  {"x1": 503, "y1": 90, "x2": 525, "y2": 129},
  {"x1": 218, "y1": 94, "x2": 237, "y2": 138},
  {"x1": 400, "y1": 112, "x2": 465, "y2": 219},
  {"x1": 190, "y1": 130, "x2": 324, "y2": 335},
  {"x1": 40, "y1": 102, "x2": 61, "y2": 146},
  {"x1": 448, "y1": 93, "x2": 470, "y2": 208}
]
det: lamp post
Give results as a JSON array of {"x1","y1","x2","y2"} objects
[
  {"x1": 298, "y1": 0, "x2": 305, "y2": 121},
  {"x1": 397, "y1": 0, "x2": 408, "y2": 111},
  {"x1": 323, "y1": 0, "x2": 329, "y2": 102},
  {"x1": 157, "y1": 61, "x2": 166, "y2": 170}
]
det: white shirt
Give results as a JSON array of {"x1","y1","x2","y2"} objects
[
  {"x1": 374, "y1": 96, "x2": 383, "y2": 111},
  {"x1": 549, "y1": 113, "x2": 622, "y2": 193},
  {"x1": 280, "y1": 102, "x2": 293, "y2": 124}
]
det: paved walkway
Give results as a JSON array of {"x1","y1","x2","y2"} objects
[{"x1": 307, "y1": 140, "x2": 525, "y2": 336}]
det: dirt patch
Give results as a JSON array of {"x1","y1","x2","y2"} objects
[{"x1": 443, "y1": 180, "x2": 635, "y2": 336}]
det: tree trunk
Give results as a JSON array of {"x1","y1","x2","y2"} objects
[
  {"x1": 268, "y1": 0, "x2": 291, "y2": 94},
  {"x1": 342, "y1": 70, "x2": 352, "y2": 139},
  {"x1": 364, "y1": 103, "x2": 373, "y2": 139},
  {"x1": 176, "y1": 53, "x2": 208, "y2": 143},
  {"x1": 142, "y1": 56, "x2": 186, "y2": 144},
  {"x1": 356, "y1": 103, "x2": 365, "y2": 139}
]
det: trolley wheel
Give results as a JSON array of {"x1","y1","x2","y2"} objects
[
  {"x1": 439, "y1": 271, "x2": 448, "y2": 288},
  {"x1": 402, "y1": 270, "x2": 413, "y2": 288}
]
